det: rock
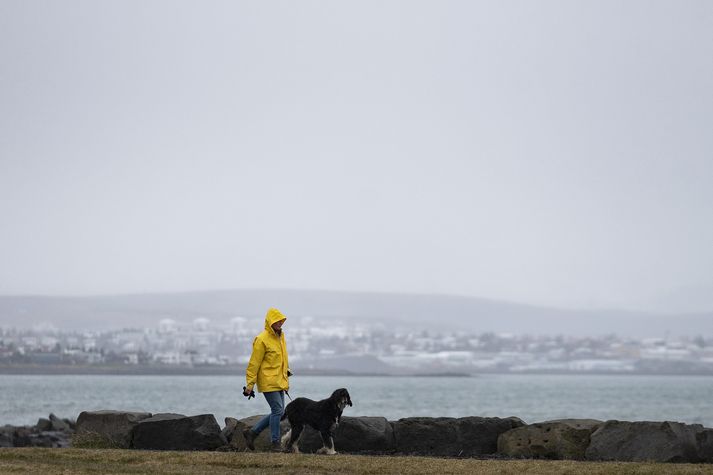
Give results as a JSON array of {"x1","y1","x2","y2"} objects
[
  {"x1": 333, "y1": 416, "x2": 395, "y2": 453},
  {"x1": 12, "y1": 427, "x2": 33, "y2": 447},
  {"x1": 76, "y1": 410, "x2": 153, "y2": 448},
  {"x1": 49, "y1": 413, "x2": 71, "y2": 432},
  {"x1": 392, "y1": 416, "x2": 526, "y2": 456},
  {"x1": 237, "y1": 415, "x2": 291, "y2": 451},
  {"x1": 36, "y1": 418, "x2": 52, "y2": 431},
  {"x1": 29, "y1": 433, "x2": 53, "y2": 447},
  {"x1": 392, "y1": 418, "x2": 457, "y2": 456},
  {"x1": 42, "y1": 430, "x2": 71, "y2": 448},
  {"x1": 63, "y1": 418, "x2": 76, "y2": 431},
  {"x1": 0, "y1": 426, "x2": 14, "y2": 447},
  {"x1": 28, "y1": 431, "x2": 69, "y2": 448},
  {"x1": 585, "y1": 420, "x2": 704, "y2": 463},
  {"x1": 697, "y1": 428, "x2": 713, "y2": 463},
  {"x1": 225, "y1": 419, "x2": 250, "y2": 450},
  {"x1": 291, "y1": 416, "x2": 395, "y2": 454},
  {"x1": 131, "y1": 413, "x2": 227, "y2": 451},
  {"x1": 222, "y1": 417, "x2": 239, "y2": 444},
  {"x1": 497, "y1": 419, "x2": 602, "y2": 460}
]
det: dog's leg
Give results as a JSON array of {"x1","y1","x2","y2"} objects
[
  {"x1": 325, "y1": 434, "x2": 337, "y2": 455},
  {"x1": 280, "y1": 429, "x2": 291, "y2": 449},
  {"x1": 315, "y1": 431, "x2": 327, "y2": 454},
  {"x1": 289, "y1": 424, "x2": 304, "y2": 454},
  {"x1": 317, "y1": 430, "x2": 337, "y2": 455}
]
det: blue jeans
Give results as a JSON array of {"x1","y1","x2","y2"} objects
[{"x1": 251, "y1": 390, "x2": 284, "y2": 443}]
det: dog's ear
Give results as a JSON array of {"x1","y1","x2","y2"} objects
[{"x1": 340, "y1": 388, "x2": 353, "y2": 406}]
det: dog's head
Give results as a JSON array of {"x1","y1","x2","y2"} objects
[{"x1": 331, "y1": 388, "x2": 352, "y2": 409}]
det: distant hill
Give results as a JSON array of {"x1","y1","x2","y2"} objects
[{"x1": 0, "y1": 289, "x2": 711, "y2": 337}]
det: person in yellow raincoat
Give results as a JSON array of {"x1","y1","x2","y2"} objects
[{"x1": 242, "y1": 307, "x2": 291, "y2": 451}]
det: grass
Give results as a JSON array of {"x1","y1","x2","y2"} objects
[
  {"x1": 1, "y1": 448, "x2": 713, "y2": 475},
  {"x1": 70, "y1": 431, "x2": 126, "y2": 449}
]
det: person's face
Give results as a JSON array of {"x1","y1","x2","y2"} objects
[{"x1": 271, "y1": 319, "x2": 285, "y2": 332}]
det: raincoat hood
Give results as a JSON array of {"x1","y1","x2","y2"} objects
[{"x1": 264, "y1": 307, "x2": 287, "y2": 333}]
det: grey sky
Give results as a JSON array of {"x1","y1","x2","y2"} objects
[{"x1": 1, "y1": 1, "x2": 712, "y2": 312}]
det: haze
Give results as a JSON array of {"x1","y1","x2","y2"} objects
[{"x1": 1, "y1": 1, "x2": 712, "y2": 313}]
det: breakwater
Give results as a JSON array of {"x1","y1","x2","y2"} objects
[{"x1": 5, "y1": 410, "x2": 712, "y2": 464}]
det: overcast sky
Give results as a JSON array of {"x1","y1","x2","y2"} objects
[{"x1": 1, "y1": 1, "x2": 712, "y2": 312}]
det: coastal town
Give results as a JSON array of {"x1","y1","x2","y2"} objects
[{"x1": 2, "y1": 316, "x2": 712, "y2": 375}]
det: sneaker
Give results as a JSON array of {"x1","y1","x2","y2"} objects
[
  {"x1": 243, "y1": 428, "x2": 256, "y2": 451},
  {"x1": 270, "y1": 440, "x2": 283, "y2": 452}
]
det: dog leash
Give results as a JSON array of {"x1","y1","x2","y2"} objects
[{"x1": 285, "y1": 369, "x2": 293, "y2": 401}]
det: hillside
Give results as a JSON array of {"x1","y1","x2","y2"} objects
[{"x1": 1, "y1": 289, "x2": 711, "y2": 336}]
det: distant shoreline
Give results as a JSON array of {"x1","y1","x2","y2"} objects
[
  {"x1": 0, "y1": 364, "x2": 472, "y2": 377},
  {"x1": 2, "y1": 364, "x2": 713, "y2": 377}
]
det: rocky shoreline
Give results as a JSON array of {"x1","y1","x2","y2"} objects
[
  {"x1": 2, "y1": 411, "x2": 712, "y2": 464},
  {"x1": 1, "y1": 414, "x2": 75, "y2": 448}
]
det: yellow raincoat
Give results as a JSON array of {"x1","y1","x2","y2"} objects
[{"x1": 245, "y1": 308, "x2": 290, "y2": 393}]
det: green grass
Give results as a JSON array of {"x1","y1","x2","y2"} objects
[
  {"x1": 70, "y1": 431, "x2": 126, "y2": 449},
  {"x1": 1, "y1": 448, "x2": 712, "y2": 474}
]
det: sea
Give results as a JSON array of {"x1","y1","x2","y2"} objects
[{"x1": 2, "y1": 374, "x2": 712, "y2": 428}]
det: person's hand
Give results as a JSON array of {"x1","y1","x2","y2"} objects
[{"x1": 243, "y1": 386, "x2": 255, "y2": 399}]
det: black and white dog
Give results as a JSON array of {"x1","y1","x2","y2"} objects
[{"x1": 280, "y1": 388, "x2": 352, "y2": 454}]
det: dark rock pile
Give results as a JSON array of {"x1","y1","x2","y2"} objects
[
  {"x1": 1, "y1": 413, "x2": 74, "y2": 448},
  {"x1": 497, "y1": 419, "x2": 713, "y2": 463},
  {"x1": 74, "y1": 410, "x2": 226, "y2": 450},
  {"x1": 73, "y1": 411, "x2": 524, "y2": 456},
  {"x1": 7, "y1": 410, "x2": 713, "y2": 463}
]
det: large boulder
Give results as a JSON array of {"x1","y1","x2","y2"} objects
[
  {"x1": 585, "y1": 420, "x2": 705, "y2": 463},
  {"x1": 392, "y1": 416, "x2": 525, "y2": 456},
  {"x1": 332, "y1": 416, "x2": 395, "y2": 453},
  {"x1": 75, "y1": 410, "x2": 153, "y2": 448},
  {"x1": 291, "y1": 416, "x2": 395, "y2": 454},
  {"x1": 131, "y1": 413, "x2": 226, "y2": 451},
  {"x1": 698, "y1": 428, "x2": 713, "y2": 463},
  {"x1": 498, "y1": 419, "x2": 602, "y2": 460}
]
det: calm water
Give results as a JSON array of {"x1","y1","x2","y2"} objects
[{"x1": 1, "y1": 374, "x2": 712, "y2": 428}]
